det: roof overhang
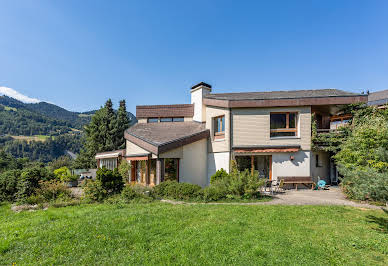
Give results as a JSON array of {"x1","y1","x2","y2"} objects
[
  {"x1": 233, "y1": 145, "x2": 300, "y2": 154},
  {"x1": 124, "y1": 129, "x2": 210, "y2": 155},
  {"x1": 204, "y1": 95, "x2": 368, "y2": 108},
  {"x1": 95, "y1": 150, "x2": 125, "y2": 159}
]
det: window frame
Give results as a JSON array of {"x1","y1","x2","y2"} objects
[
  {"x1": 270, "y1": 112, "x2": 298, "y2": 138},
  {"x1": 172, "y1": 117, "x2": 184, "y2": 122},
  {"x1": 147, "y1": 118, "x2": 159, "y2": 123},
  {"x1": 160, "y1": 117, "x2": 173, "y2": 122},
  {"x1": 213, "y1": 115, "x2": 225, "y2": 140}
]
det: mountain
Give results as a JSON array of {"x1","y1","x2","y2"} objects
[
  {"x1": 0, "y1": 95, "x2": 136, "y2": 131},
  {"x1": 0, "y1": 95, "x2": 136, "y2": 163}
]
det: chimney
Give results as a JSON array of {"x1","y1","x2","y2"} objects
[{"x1": 190, "y1": 82, "x2": 212, "y2": 122}]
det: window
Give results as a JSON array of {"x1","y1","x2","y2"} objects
[
  {"x1": 160, "y1": 118, "x2": 173, "y2": 122},
  {"x1": 172, "y1": 117, "x2": 184, "y2": 122},
  {"x1": 213, "y1": 115, "x2": 225, "y2": 139},
  {"x1": 148, "y1": 118, "x2": 159, "y2": 123},
  {"x1": 270, "y1": 112, "x2": 298, "y2": 137}
]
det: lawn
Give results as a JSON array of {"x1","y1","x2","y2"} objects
[{"x1": 0, "y1": 203, "x2": 387, "y2": 265}]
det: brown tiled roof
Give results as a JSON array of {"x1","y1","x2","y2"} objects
[
  {"x1": 124, "y1": 122, "x2": 209, "y2": 154},
  {"x1": 136, "y1": 104, "x2": 194, "y2": 118},
  {"x1": 205, "y1": 89, "x2": 361, "y2": 101}
]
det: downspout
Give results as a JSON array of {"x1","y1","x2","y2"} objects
[{"x1": 229, "y1": 107, "x2": 232, "y2": 172}]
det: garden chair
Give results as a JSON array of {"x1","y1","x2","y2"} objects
[{"x1": 273, "y1": 179, "x2": 285, "y2": 193}]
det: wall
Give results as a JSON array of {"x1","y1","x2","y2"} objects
[
  {"x1": 191, "y1": 87, "x2": 211, "y2": 122},
  {"x1": 272, "y1": 151, "x2": 311, "y2": 180},
  {"x1": 311, "y1": 151, "x2": 330, "y2": 183},
  {"x1": 126, "y1": 140, "x2": 150, "y2": 156},
  {"x1": 207, "y1": 152, "x2": 230, "y2": 184},
  {"x1": 179, "y1": 138, "x2": 208, "y2": 187},
  {"x1": 159, "y1": 146, "x2": 183, "y2": 158},
  {"x1": 205, "y1": 106, "x2": 230, "y2": 153},
  {"x1": 231, "y1": 106, "x2": 311, "y2": 150}
]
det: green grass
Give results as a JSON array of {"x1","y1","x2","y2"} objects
[{"x1": 0, "y1": 203, "x2": 387, "y2": 265}]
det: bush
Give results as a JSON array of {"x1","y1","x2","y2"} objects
[
  {"x1": 0, "y1": 170, "x2": 21, "y2": 202},
  {"x1": 53, "y1": 166, "x2": 72, "y2": 182},
  {"x1": 83, "y1": 180, "x2": 107, "y2": 202},
  {"x1": 210, "y1": 168, "x2": 228, "y2": 185},
  {"x1": 208, "y1": 169, "x2": 264, "y2": 200},
  {"x1": 35, "y1": 180, "x2": 71, "y2": 201},
  {"x1": 96, "y1": 167, "x2": 124, "y2": 194},
  {"x1": 121, "y1": 185, "x2": 146, "y2": 202},
  {"x1": 153, "y1": 181, "x2": 202, "y2": 200},
  {"x1": 118, "y1": 159, "x2": 131, "y2": 183},
  {"x1": 17, "y1": 166, "x2": 53, "y2": 200},
  {"x1": 340, "y1": 166, "x2": 388, "y2": 203},
  {"x1": 202, "y1": 184, "x2": 228, "y2": 201}
]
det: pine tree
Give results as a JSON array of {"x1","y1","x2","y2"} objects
[{"x1": 115, "y1": 100, "x2": 130, "y2": 149}]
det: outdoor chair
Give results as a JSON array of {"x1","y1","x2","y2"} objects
[{"x1": 273, "y1": 179, "x2": 285, "y2": 193}]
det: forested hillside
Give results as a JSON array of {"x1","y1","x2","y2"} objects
[{"x1": 0, "y1": 95, "x2": 135, "y2": 163}]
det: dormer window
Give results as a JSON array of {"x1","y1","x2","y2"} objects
[
  {"x1": 270, "y1": 112, "x2": 298, "y2": 137},
  {"x1": 213, "y1": 115, "x2": 225, "y2": 139}
]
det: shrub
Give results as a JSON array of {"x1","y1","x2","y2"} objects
[
  {"x1": 35, "y1": 180, "x2": 71, "y2": 201},
  {"x1": 121, "y1": 185, "x2": 144, "y2": 201},
  {"x1": 340, "y1": 166, "x2": 388, "y2": 203},
  {"x1": 83, "y1": 180, "x2": 107, "y2": 202},
  {"x1": 96, "y1": 167, "x2": 124, "y2": 194},
  {"x1": 0, "y1": 170, "x2": 21, "y2": 202},
  {"x1": 53, "y1": 166, "x2": 72, "y2": 182},
  {"x1": 17, "y1": 166, "x2": 53, "y2": 200},
  {"x1": 202, "y1": 183, "x2": 228, "y2": 201},
  {"x1": 118, "y1": 159, "x2": 131, "y2": 183},
  {"x1": 210, "y1": 168, "x2": 228, "y2": 184},
  {"x1": 152, "y1": 181, "x2": 202, "y2": 200}
]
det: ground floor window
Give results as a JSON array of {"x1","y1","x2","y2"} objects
[
  {"x1": 164, "y1": 158, "x2": 179, "y2": 182},
  {"x1": 235, "y1": 155, "x2": 272, "y2": 179},
  {"x1": 100, "y1": 158, "x2": 117, "y2": 170}
]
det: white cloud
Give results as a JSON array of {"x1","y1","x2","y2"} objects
[{"x1": 0, "y1": 86, "x2": 41, "y2": 103}]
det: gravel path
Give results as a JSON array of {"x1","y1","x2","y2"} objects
[{"x1": 161, "y1": 187, "x2": 384, "y2": 210}]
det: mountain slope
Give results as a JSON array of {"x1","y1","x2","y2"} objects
[{"x1": 0, "y1": 95, "x2": 136, "y2": 131}]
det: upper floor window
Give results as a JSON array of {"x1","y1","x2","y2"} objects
[
  {"x1": 270, "y1": 112, "x2": 298, "y2": 137},
  {"x1": 160, "y1": 118, "x2": 173, "y2": 122},
  {"x1": 148, "y1": 118, "x2": 159, "y2": 123},
  {"x1": 213, "y1": 115, "x2": 225, "y2": 139}
]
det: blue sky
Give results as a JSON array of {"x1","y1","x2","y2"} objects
[{"x1": 0, "y1": 0, "x2": 387, "y2": 113}]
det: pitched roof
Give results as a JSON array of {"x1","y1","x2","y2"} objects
[
  {"x1": 205, "y1": 89, "x2": 361, "y2": 101},
  {"x1": 368, "y1": 89, "x2": 388, "y2": 102},
  {"x1": 124, "y1": 122, "x2": 209, "y2": 155},
  {"x1": 136, "y1": 104, "x2": 194, "y2": 118}
]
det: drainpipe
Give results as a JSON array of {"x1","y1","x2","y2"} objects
[{"x1": 229, "y1": 107, "x2": 232, "y2": 172}]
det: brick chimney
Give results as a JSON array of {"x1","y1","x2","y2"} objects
[{"x1": 190, "y1": 82, "x2": 212, "y2": 122}]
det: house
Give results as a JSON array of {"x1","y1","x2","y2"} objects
[{"x1": 96, "y1": 82, "x2": 368, "y2": 187}]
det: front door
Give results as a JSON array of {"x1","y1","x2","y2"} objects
[{"x1": 136, "y1": 161, "x2": 142, "y2": 183}]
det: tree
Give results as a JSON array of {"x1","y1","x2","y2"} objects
[
  {"x1": 74, "y1": 99, "x2": 131, "y2": 169},
  {"x1": 115, "y1": 100, "x2": 130, "y2": 149}
]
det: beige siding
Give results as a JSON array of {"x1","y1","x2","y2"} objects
[
  {"x1": 126, "y1": 140, "x2": 150, "y2": 156},
  {"x1": 311, "y1": 151, "x2": 330, "y2": 183},
  {"x1": 159, "y1": 147, "x2": 183, "y2": 158},
  {"x1": 232, "y1": 106, "x2": 311, "y2": 150},
  {"x1": 179, "y1": 139, "x2": 208, "y2": 187},
  {"x1": 206, "y1": 106, "x2": 230, "y2": 153},
  {"x1": 137, "y1": 118, "x2": 147, "y2": 123}
]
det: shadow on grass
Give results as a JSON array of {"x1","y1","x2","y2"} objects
[{"x1": 366, "y1": 208, "x2": 388, "y2": 234}]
